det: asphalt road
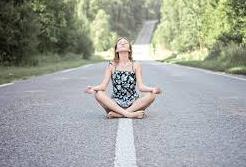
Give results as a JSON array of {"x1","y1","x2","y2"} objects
[
  {"x1": 1, "y1": 20, "x2": 246, "y2": 167},
  {"x1": 1, "y1": 61, "x2": 246, "y2": 167}
]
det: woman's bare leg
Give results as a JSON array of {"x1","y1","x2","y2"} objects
[
  {"x1": 95, "y1": 91, "x2": 144, "y2": 118},
  {"x1": 107, "y1": 111, "x2": 125, "y2": 119},
  {"x1": 105, "y1": 92, "x2": 156, "y2": 118},
  {"x1": 125, "y1": 92, "x2": 156, "y2": 113},
  {"x1": 96, "y1": 100, "x2": 111, "y2": 113},
  {"x1": 96, "y1": 100, "x2": 124, "y2": 118}
]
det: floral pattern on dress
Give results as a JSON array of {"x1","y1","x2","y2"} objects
[{"x1": 111, "y1": 70, "x2": 139, "y2": 108}]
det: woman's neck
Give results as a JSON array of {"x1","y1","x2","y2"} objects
[{"x1": 118, "y1": 53, "x2": 130, "y2": 64}]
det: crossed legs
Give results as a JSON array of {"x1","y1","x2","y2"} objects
[{"x1": 95, "y1": 91, "x2": 156, "y2": 119}]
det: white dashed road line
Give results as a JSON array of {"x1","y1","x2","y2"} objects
[
  {"x1": 114, "y1": 119, "x2": 137, "y2": 167},
  {"x1": 60, "y1": 63, "x2": 93, "y2": 73},
  {"x1": 60, "y1": 68, "x2": 78, "y2": 73},
  {"x1": 0, "y1": 82, "x2": 14, "y2": 88}
]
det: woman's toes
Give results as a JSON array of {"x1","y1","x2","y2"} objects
[
  {"x1": 107, "y1": 112, "x2": 113, "y2": 119},
  {"x1": 128, "y1": 110, "x2": 145, "y2": 119},
  {"x1": 107, "y1": 111, "x2": 124, "y2": 119},
  {"x1": 136, "y1": 111, "x2": 145, "y2": 119}
]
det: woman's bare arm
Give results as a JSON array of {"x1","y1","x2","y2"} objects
[
  {"x1": 92, "y1": 64, "x2": 113, "y2": 91},
  {"x1": 84, "y1": 63, "x2": 113, "y2": 94},
  {"x1": 135, "y1": 63, "x2": 161, "y2": 94}
]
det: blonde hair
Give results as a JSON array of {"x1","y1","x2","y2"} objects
[{"x1": 113, "y1": 37, "x2": 133, "y2": 63}]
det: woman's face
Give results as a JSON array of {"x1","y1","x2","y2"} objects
[{"x1": 116, "y1": 38, "x2": 130, "y2": 53}]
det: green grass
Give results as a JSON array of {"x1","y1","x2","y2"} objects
[
  {"x1": 161, "y1": 44, "x2": 246, "y2": 75},
  {"x1": 162, "y1": 58, "x2": 246, "y2": 75},
  {"x1": 0, "y1": 54, "x2": 104, "y2": 85}
]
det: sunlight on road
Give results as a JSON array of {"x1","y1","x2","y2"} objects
[{"x1": 132, "y1": 44, "x2": 153, "y2": 61}]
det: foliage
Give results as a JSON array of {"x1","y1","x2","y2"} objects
[
  {"x1": 90, "y1": 9, "x2": 116, "y2": 51},
  {"x1": 0, "y1": 1, "x2": 40, "y2": 65},
  {"x1": 153, "y1": 0, "x2": 246, "y2": 52},
  {"x1": 0, "y1": 0, "x2": 161, "y2": 66}
]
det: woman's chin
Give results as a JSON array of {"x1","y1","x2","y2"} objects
[{"x1": 116, "y1": 49, "x2": 129, "y2": 53}]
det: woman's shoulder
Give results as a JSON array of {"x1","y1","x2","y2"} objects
[
  {"x1": 107, "y1": 61, "x2": 116, "y2": 71},
  {"x1": 132, "y1": 61, "x2": 141, "y2": 69},
  {"x1": 108, "y1": 60, "x2": 117, "y2": 65},
  {"x1": 108, "y1": 61, "x2": 117, "y2": 67}
]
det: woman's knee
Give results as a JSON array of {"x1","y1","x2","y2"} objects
[
  {"x1": 145, "y1": 92, "x2": 156, "y2": 101},
  {"x1": 95, "y1": 90, "x2": 106, "y2": 101}
]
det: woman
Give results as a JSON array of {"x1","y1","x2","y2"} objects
[{"x1": 84, "y1": 37, "x2": 161, "y2": 119}]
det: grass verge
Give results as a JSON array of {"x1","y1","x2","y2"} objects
[
  {"x1": 161, "y1": 47, "x2": 246, "y2": 75},
  {"x1": 0, "y1": 54, "x2": 104, "y2": 85},
  {"x1": 174, "y1": 60, "x2": 246, "y2": 74}
]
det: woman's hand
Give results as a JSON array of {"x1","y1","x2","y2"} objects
[
  {"x1": 84, "y1": 86, "x2": 96, "y2": 94},
  {"x1": 151, "y1": 87, "x2": 162, "y2": 94}
]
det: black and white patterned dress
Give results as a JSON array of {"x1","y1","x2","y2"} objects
[{"x1": 111, "y1": 62, "x2": 139, "y2": 108}]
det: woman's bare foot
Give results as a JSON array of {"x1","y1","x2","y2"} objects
[
  {"x1": 126, "y1": 110, "x2": 145, "y2": 119},
  {"x1": 107, "y1": 111, "x2": 125, "y2": 119}
]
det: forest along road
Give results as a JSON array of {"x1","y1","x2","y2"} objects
[{"x1": 1, "y1": 21, "x2": 246, "y2": 167}]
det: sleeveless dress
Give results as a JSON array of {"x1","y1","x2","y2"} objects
[{"x1": 110, "y1": 62, "x2": 139, "y2": 108}]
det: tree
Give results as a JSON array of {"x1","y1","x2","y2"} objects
[
  {"x1": 0, "y1": 1, "x2": 40, "y2": 65},
  {"x1": 91, "y1": 9, "x2": 116, "y2": 51}
]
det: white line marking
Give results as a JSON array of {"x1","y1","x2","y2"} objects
[
  {"x1": 167, "y1": 63, "x2": 246, "y2": 81},
  {"x1": 60, "y1": 66, "x2": 82, "y2": 73},
  {"x1": 81, "y1": 64, "x2": 93, "y2": 68},
  {"x1": 61, "y1": 68, "x2": 77, "y2": 73},
  {"x1": 114, "y1": 119, "x2": 137, "y2": 167},
  {"x1": 24, "y1": 90, "x2": 46, "y2": 93},
  {"x1": 60, "y1": 64, "x2": 93, "y2": 73},
  {"x1": 0, "y1": 82, "x2": 14, "y2": 88}
]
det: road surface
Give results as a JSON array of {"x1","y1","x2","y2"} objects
[{"x1": 0, "y1": 21, "x2": 246, "y2": 167}]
